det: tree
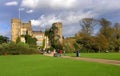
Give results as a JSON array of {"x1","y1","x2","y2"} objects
[
  {"x1": 16, "y1": 36, "x2": 21, "y2": 43},
  {"x1": 79, "y1": 18, "x2": 98, "y2": 35},
  {"x1": 100, "y1": 18, "x2": 111, "y2": 27},
  {"x1": 94, "y1": 34, "x2": 109, "y2": 52},
  {"x1": 99, "y1": 18, "x2": 112, "y2": 39},
  {"x1": 99, "y1": 18, "x2": 115, "y2": 51},
  {"x1": 0, "y1": 35, "x2": 9, "y2": 44},
  {"x1": 45, "y1": 25, "x2": 63, "y2": 50},
  {"x1": 75, "y1": 18, "x2": 120, "y2": 52},
  {"x1": 73, "y1": 42, "x2": 82, "y2": 51},
  {"x1": 25, "y1": 34, "x2": 37, "y2": 46},
  {"x1": 76, "y1": 34, "x2": 94, "y2": 52},
  {"x1": 112, "y1": 23, "x2": 120, "y2": 52},
  {"x1": 63, "y1": 37, "x2": 76, "y2": 53},
  {"x1": 113, "y1": 23, "x2": 120, "y2": 40}
]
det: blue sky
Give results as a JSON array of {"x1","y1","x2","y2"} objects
[{"x1": 1, "y1": 0, "x2": 120, "y2": 39}]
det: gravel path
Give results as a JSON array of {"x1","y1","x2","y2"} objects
[
  {"x1": 62, "y1": 56, "x2": 120, "y2": 66},
  {"x1": 44, "y1": 54, "x2": 120, "y2": 66}
]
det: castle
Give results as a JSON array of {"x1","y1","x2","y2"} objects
[{"x1": 11, "y1": 18, "x2": 63, "y2": 49}]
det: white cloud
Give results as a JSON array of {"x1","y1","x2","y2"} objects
[
  {"x1": 31, "y1": 11, "x2": 96, "y2": 26},
  {"x1": 21, "y1": 0, "x2": 78, "y2": 9},
  {"x1": 91, "y1": 0, "x2": 120, "y2": 13},
  {"x1": 21, "y1": 0, "x2": 39, "y2": 9},
  {"x1": 31, "y1": 15, "x2": 61, "y2": 27},
  {"x1": 21, "y1": 0, "x2": 120, "y2": 14},
  {"x1": 50, "y1": 0, "x2": 78, "y2": 9},
  {"x1": 26, "y1": 10, "x2": 34, "y2": 13},
  {"x1": 5, "y1": 1, "x2": 18, "y2": 6},
  {"x1": 31, "y1": 11, "x2": 96, "y2": 36},
  {"x1": 62, "y1": 11, "x2": 96, "y2": 25},
  {"x1": 21, "y1": 0, "x2": 120, "y2": 37}
]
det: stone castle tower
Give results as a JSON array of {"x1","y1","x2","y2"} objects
[
  {"x1": 11, "y1": 18, "x2": 21, "y2": 42},
  {"x1": 11, "y1": 18, "x2": 32, "y2": 42},
  {"x1": 52, "y1": 22, "x2": 63, "y2": 44}
]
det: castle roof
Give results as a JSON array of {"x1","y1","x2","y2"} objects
[{"x1": 32, "y1": 31, "x2": 44, "y2": 34}]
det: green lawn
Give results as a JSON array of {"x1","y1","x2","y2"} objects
[
  {"x1": 0, "y1": 55, "x2": 120, "y2": 76},
  {"x1": 67, "y1": 53, "x2": 120, "y2": 60}
]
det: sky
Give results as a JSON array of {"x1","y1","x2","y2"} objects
[{"x1": 0, "y1": 0, "x2": 120, "y2": 39}]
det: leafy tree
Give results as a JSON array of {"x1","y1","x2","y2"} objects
[
  {"x1": 99, "y1": 18, "x2": 114, "y2": 51},
  {"x1": 76, "y1": 34, "x2": 94, "y2": 52},
  {"x1": 63, "y1": 37, "x2": 76, "y2": 53},
  {"x1": 0, "y1": 35, "x2": 9, "y2": 44},
  {"x1": 100, "y1": 18, "x2": 111, "y2": 27},
  {"x1": 41, "y1": 39, "x2": 45, "y2": 49},
  {"x1": 16, "y1": 36, "x2": 21, "y2": 43},
  {"x1": 45, "y1": 25, "x2": 63, "y2": 50},
  {"x1": 94, "y1": 34, "x2": 109, "y2": 52},
  {"x1": 45, "y1": 28, "x2": 50, "y2": 36},
  {"x1": 75, "y1": 18, "x2": 120, "y2": 52},
  {"x1": 99, "y1": 18, "x2": 112, "y2": 39},
  {"x1": 25, "y1": 34, "x2": 37, "y2": 46},
  {"x1": 73, "y1": 42, "x2": 82, "y2": 51},
  {"x1": 112, "y1": 23, "x2": 120, "y2": 52}
]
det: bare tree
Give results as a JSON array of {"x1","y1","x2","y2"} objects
[{"x1": 79, "y1": 18, "x2": 98, "y2": 35}]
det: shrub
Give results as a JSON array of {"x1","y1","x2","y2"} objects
[
  {"x1": 0, "y1": 42, "x2": 39, "y2": 55},
  {"x1": 0, "y1": 43, "x2": 9, "y2": 55}
]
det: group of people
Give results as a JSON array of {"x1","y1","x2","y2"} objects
[
  {"x1": 53, "y1": 49, "x2": 65, "y2": 57},
  {"x1": 40, "y1": 48, "x2": 80, "y2": 57},
  {"x1": 40, "y1": 48, "x2": 65, "y2": 57}
]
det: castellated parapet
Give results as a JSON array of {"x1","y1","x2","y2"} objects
[{"x1": 21, "y1": 21, "x2": 32, "y2": 36}]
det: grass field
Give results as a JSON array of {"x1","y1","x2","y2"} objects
[
  {"x1": 67, "y1": 53, "x2": 120, "y2": 60},
  {"x1": 0, "y1": 55, "x2": 120, "y2": 76}
]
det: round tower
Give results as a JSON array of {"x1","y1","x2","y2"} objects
[{"x1": 52, "y1": 22, "x2": 63, "y2": 44}]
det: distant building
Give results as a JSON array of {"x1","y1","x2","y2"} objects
[{"x1": 11, "y1": 18, "x2": 63, "y2": 49}]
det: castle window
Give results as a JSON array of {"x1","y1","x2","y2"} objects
[
  {"x1": 21, "y1": 29, "x2": 27, "y2": 35},
  {"x1": 22, "y1": 31, "x2": 26, "y2": 35},
  {"x1": 35, "y1": 35, "x2": 43, "y2": 39},
  {"x1": 36, "y1": 41, "x2": 43, "y2": 46}
]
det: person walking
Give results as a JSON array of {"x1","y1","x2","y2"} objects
[
  {"x1": 53, "y1": 49, "x2": 56, "y2": 57},
  {"x1": 59, "y1": 50, "x2": 62, "y2": 57}
]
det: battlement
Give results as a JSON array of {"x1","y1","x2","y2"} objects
[
  {"x1": 52, "y1": 22, "x2": 62, "y2": 28},
  {"x1": 11, "y1": 18, "x2": 21, "y2": 23}
]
